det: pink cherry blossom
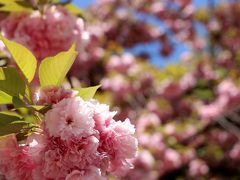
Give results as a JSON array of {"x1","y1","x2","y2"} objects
[
  {"x1": 34, "y1": 86, "x2": 77, "y2": 105},
  {"x1": 0, "y1": 135, "x2": 35, "y2": 180},
  {"x1": 107, "y1": 53, "x2": 136, "y2": 74},
  {"x1": 229, "y1": 142, "x2": 240, "y2": 160},
  {"x1": 188, "y1": 159, "x2": 209, "y2": 177},
  {"x1": 88, "y1": 99, "x2": 117, "y2": 132},
  {"x1": 66, "y1": 167, "x2": 107, "y2": 180},
  {"x1": 26, "y1": 94, "x2": 137, "y2": 179},
  {"x1": 1, "y1": 5, "x2": 85, "y2": 61},
  {"x1": 44, "y1": 97, "x2": 95, "y2": 140},
  {"x1": 99, "y1": 119, "x2": 138, "y2": 176}
]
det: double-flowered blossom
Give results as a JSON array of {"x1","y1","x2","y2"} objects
[
  {"x1": 34, "y1": 86, "x2": 77, "y2": 105},
  {"x1": 0, "y1": 87, "x2": 138, "y2": 179},
  {"x1": 0, "y1": 5, "x2": 86, "y2": 61},
  {"x1": 0, "y1": 135, "x2": 35, "y2": 180}
]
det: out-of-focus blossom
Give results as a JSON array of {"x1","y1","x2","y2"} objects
[
  {"x1": 197, "y1": 79, "x2": 240, "y2": 121},
  {"x1": 101, "y1": 75, "x2": 133, "y2": 100},
  {"x1": 107, "y1": 53, "x2": 136, "y2": 74},
  {"x1": 1, "y1": 6, "x2": 86, "y2": 61},
  {"x1": 188, "y1": 159, "x2": 209, "y2": 177}
]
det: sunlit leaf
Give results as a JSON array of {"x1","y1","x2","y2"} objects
[
  {"x1": 0, "y1": 91, "x2": 12, "y2": 104},
  {"x1": 75, "y1": 85, "x2": 101, "y2": 100},
  {"x1": 0, "y1": 35, "x2": 37, "y2": 82},
  {"x1": 0, "y1": 67, "x2": 26, "y2": 97},
  {"x1": 64, "y1": 4, "x2": 83, "y2": 16},
  {"x1": 0, "y1": 1, "x2": 32, "y2": 12},
  {"x1": 39, "y1": 44, "x2": 77, "y2": 87}
]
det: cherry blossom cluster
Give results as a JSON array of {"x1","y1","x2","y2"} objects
[
  {"x1": 0, "y1": 0, "x2": 240, "y2": 179},
  {"x1": 0, "y1": 87, "x2": 138, "y2": 179}
]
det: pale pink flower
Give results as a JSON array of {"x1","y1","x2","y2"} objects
[
  {"x1": 88, "y1": 100, "x2": 117, "y2": 132},
  {"x1": 126, "y1": 150, "x2": 157, "y2": 180},
  {"x1": 229, "y1": 143, "x2": 240, "y2": 160},
  {"x1": 99, "y1": 119, "x2": 138, "y2": 176},
  {"x1": 217, "y1": 78, "x2": 240, "y2": 97},
  {"x1": 1, "y1": 5, "x2": 85, "y2": 61},
  {"x1": 134, "y1": 150, "x2": 155, "y2": 170},
  {"x1": 28, "y1": 133, "x2": 103, "y2": 179},
  {"x1": 136, "y1": 113, "x2": 161, "y2": 135},
  {"x1": 164, "y1": 149, "x2": 182, "y2": 168},
  {"x1": 34, "y1": 86, "x2": 77, "y2": 105},
  {"x1": 101, "y1": 75, "x2": 133, "y2": 99},
  {"x1": 44, "y1": 97, "x2": 95, "y2": 140},
  {"x1": 164, "y1": 123, "x2": 176, "y2": 136},
  {"x1": 44, "y1": 137, "x2": 100, "y2": 179},
  {"x1": 196, "y1": 97, "x2": 227, "y2": 121},
  {"x1": 196, "y1": 63, "x2": 216, "y2": 80},
  {"x1": 29, "y1": 94, "x2": 137, "y2": 179},
  {"x1": 0, "y1": 135, "x2": 35, "y2": 180},
  {"x1": 27, "y1": 133, "x2": 48, "y2": 163},
  {"x1": 0, "y1": 89, "x2": 138, "y2": 179},
  {"x1": 107, "y1": 53, "x2": 135, "y2": 74},
  {"x1": 147, "y1": 100, "x2": 173, "y2": 122},
  {"x1": 188, "y1": 159, "x2": 209, "y2": 177},
  {"x1": 66, "y1": 167, "x2": 107, "y2": 180},
  {"x1": 179, "y1": 73, "x2": 196, "y2": 91},
  {"x1": 158, "y1": 148, "x2": 182, "y2": 176},
  {"x1": 197, "y1": 79, "x2": 240, "y2": 121}
]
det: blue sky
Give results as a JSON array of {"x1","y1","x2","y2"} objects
[
  {"x1": 73, "y1": 0, "x2": 210, "y2": 8},
  {"x1": 73, "y1": 0, "x2": 210, "y2": 67}
]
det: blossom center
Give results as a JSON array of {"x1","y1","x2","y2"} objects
[{"x1": 66, "y1": 117, "x2": 73, "y2": 125}]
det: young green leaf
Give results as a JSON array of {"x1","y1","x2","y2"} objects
[
  {"x1": 64, "y1": 4, "x2": 84, "y2": 16},
  {"x1": 75, "y1": 85, "x2": 101, "y2": 100},
  {"x1": 0, "y1": 91, "x2": 12, "y2": 104},
  {"x1": 0, "y1": 35, "x2": 37, "y2": 82},
  {"x1": 0, "y1": 111, "x2": 28, "y2": 137},
  {"x1": 0, "y1": 67, "x2": 26, "y2": 97},
  {"x1": 0, "y1": 122, "x2": 27, "y2": 136},
  {"x1": 0, "y1": 0, "x2": 21, "y2": 5},
  {"x1": 0, "y1": 111, "x2": 23, "y2": 126},
  {"x1": 0, "y1": 2, "x2": 32, "y2": 12},
  {"x1": 12, "y1": 96, "x2": 26, "y2": 108},
  {"x1": 39, "y1": 44, "x2": 78, "y2": 87}
]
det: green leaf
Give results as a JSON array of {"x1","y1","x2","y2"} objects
[
  {"x1": 64, "y1": 4, "x2": 83, "y2": 16},
  {"x1": 0, "y1": 0, "x2": 20, "y2": 4},
  {"x1": 0, "y1": 36, "x2": 37, "y2": 82},
  {"x1": 192, "y1": 89, "x2": 214, "y2": 100},
  {"x1": 0, "y1": 111, "x2": 22, "y2": 125},
  {"x1": 12, "y1": 96, "x2": 26, "y2": 108},
  {"x1": 0, "y1": 111, "x2": 28, "y2": 137},
  {"x1": 30, "y1": 105, "x2": 45, "y2": 111},
  {"x1": 39, "y1": 44, "x2": 77, "y2": 87},
  {"x1": 0, "y1": 67, "x2": 26, "y2": 97},
  {"x1": 75, "y1": 85, "x2": 101, "y2": 100},
  {"x1": 0, "y1": 122, "x2": 27, "y2": 136},
  {"x1": 0, "y1": 91, "x2": 12, "y2": 104},
  {"x1": 0, "y1": 1, "x2": 32, "y2": 12}
]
